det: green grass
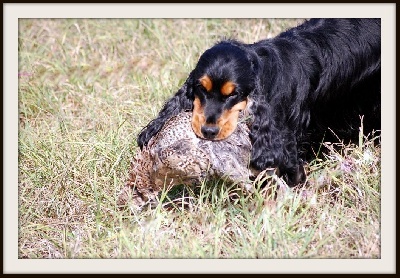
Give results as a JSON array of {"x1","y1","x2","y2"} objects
[{"x1": 18, "y1": 18, "x2": 380, "y2": 259}]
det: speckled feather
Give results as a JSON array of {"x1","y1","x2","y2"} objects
[{"x1": 118, "y1": 111, "x2": 253, "y2": 210}]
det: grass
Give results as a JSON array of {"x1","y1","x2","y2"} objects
[{"x1": 18, "y1": 18, "x2": 381, "y2": 260}]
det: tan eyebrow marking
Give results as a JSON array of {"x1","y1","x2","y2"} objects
[
  {"x1": 221, "y1": 81, "x2": 236, "y2": 96},
  {"x1": 199, "y1": 75, "x2": 212, "y2": 92}
]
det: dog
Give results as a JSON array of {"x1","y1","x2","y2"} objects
[{"x1": 137, "y1": 18, "x2": 381, "y2": 187}]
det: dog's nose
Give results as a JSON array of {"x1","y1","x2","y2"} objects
[{"x1": 201, "y1": 125, "x2": 220, "y2": 139}]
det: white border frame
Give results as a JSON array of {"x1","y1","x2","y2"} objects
[{"x1": 5, "y1": 3, "x2": 396, "y2": 274}]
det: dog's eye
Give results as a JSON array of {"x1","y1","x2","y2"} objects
[
  {"x1": 225, "y1": 91, "x2": 238, "y2": 98},
  {"x1": 196, "y1": 84, "x2": 208, "y2": 93}
]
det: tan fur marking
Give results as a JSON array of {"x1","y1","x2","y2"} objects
[
  {"x1": 215, "y1": 100, "x2": 247, "y2": 140},
  {"x1": 199, "y1": 75, "x2": 213, "y2": 92},
  {"x1": 191, "y1": 97, "x2": 206, "y2": 137},
  {"x1": 220, "y1": 81, "x2": 236, "y2": 96},
  {"x1": 192, "y1": 98, "x2": 247, "y2": 140}
]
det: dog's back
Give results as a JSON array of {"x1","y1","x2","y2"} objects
[{"x1": 254, "y1": 19, "x2": 381, "y2": 149}]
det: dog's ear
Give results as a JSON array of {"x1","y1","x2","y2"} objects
[
  {"x1": 242, "y1": 51, "x2": 262, "y2": 96},
  {"x1": 249, "y1": 101, "x2": 285, "y2": 170},
  {"x1": 249, "y1": 101, "x2": 304, "y2": 187},
  {"x1": 137, "y1": 71, "x2": 195, "y2": 149},
  {"x1": 177, "y1": 70, "x2": 195, "y2": 111},
  {"x1": 247, "y1": 52, "x2": 260, "y2": 77}
]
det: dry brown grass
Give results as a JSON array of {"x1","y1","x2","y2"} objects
[{"x1": 18, "y1": 18, "x2": 380, "y2": 260}]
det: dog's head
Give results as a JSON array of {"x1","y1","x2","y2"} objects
[{"x1": 190, "y1": 41, "x2": 256, "y2": 140}]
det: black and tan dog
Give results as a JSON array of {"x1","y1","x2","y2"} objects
[{"x1": 137, "y1": 18, "x2": 381, "y2": 186}]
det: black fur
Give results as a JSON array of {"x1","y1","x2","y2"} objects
[{"x1": 137, "y1": 18, "x2": 381, "y2": 186}]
